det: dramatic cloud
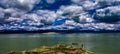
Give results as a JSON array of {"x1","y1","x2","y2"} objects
[
  {"x1": 0, "y1": 0, "x2": 120, "y2": 31},
  {"x1": 94, "y1": 6, "x2": 120, "y2": 22},
  {"x1": 0, "y1": 0, "x2": 39, "y2": 11}
]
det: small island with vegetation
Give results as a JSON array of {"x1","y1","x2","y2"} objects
[{"x1": 8, "y1": 43, "x2": 93, "y2": 54}]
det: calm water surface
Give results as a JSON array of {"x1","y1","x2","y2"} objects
[{"x1": 0, "y1": 33, "x2": 120, "y2": 54}]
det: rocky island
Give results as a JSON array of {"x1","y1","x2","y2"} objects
[{"x1": 8, "y1": 44, "x2": 93, "y2": 54}]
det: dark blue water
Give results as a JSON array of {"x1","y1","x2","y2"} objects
[{"x1": 0, "y1": 33, "x2": 120, "y2": 54}]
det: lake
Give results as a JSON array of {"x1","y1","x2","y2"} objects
[{"x1": 0, "y1": 33, "x2": 120, "y2": 54}]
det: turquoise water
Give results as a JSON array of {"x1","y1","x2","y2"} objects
[{"x1": 0, "y1": 33, "x2": 120, "y2": 54}]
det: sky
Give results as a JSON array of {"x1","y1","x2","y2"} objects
[{"x1": 0, "y1": 0, "x2": 120, "y2": 31}]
